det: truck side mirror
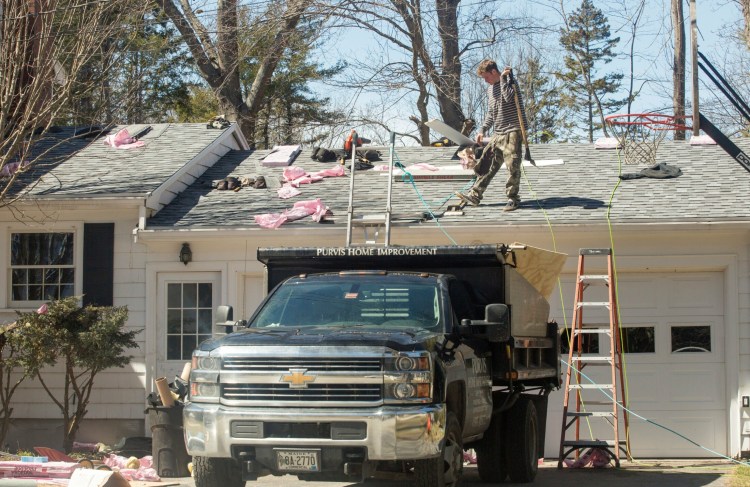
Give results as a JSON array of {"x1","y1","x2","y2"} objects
[
  {"x1": 216, "y1": 305, "x2": 233, "y2": 323},
  {"x1": 459, "y1": 303, "x2": 510, "y2": 342},
  {"x1": 485, "y1": 303, "x2": 510, "y2": 326},
  {"x1": 216, "y1": 305, "x2": 246, "y2": 333}
]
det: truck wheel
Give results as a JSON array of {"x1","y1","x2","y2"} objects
[
  {"x1": 506, "y1": 397, "x2": 539, "y2": 483},
  {"x1": 415, "y1": 411, "x2": 463, "y2": 487},
  {"x1": 475, "y1": 411, "x2": 507, "y2": 482},
  {"x1": 193, "y1": 456, "x2": 244, "y2": 487}
]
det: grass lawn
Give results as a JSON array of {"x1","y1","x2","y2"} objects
[{"x1": 730, "y1": 465, "x2": 750, "y2": 487}]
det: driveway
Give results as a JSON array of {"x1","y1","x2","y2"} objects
[{"x1": 162, "y1": 459, "x2": 735, "y2": 487}]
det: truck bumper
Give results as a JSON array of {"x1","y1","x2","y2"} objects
[{"x1": 183, "y1": 402, "x2": 445, "y2": 461}]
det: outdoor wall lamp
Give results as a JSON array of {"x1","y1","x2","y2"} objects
[{"x1": 179, "y1": 243, "x2": 192, "y2": 265}]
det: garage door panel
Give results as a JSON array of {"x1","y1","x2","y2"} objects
[
  {"x1": 616, "y1": 279, "x2": 659, "y2": 311},
  {"x1": 666, "y1": 276, "x2": 723, "y2": 313},
  {"x1": 628, "y1": 413, "x2": 726, "y2": 457},
  {"x1": 664, "y1": 366, "x2": 725, "y2": 405},
  {"x1": 622, "y1": 367, "x2": 661, "y2": 407}
]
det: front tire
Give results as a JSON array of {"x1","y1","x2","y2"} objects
[
  {"x1": 506, "y1": 397, "x2": 539, "y2": 483},
  {"x1": 193, "y1": 456, "x2": 244, "y2": 487},
  {"x1": 415, "y1": 411, "x2": 463, "y2": 487}
]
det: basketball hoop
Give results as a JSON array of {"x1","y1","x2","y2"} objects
[{"x1": 605, "y1": 113, "x2": 691, "y2": 165}]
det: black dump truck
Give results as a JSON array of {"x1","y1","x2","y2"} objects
[{"x1": 184, "y1": 244, "x2": 565, "y2": 486}]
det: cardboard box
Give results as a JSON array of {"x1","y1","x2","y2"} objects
[
  {"x1": 0, "y1": 461, "x2": 79, "y2": 479},
  {"x1": 68, "y1": 470, "x2": 130, "y2": 487}
]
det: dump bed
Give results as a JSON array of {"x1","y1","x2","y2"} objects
[{"x1": 257, "y1": 244, "x2": 566, "y2": 338}]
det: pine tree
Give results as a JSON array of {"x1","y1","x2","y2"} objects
[
  {"x1": 556, "y1": 0, "x2": 628, "y2": 142},
  {"x1": 115, "y1": 10, "x2": 192, "y2": 124},
  {"x1": 237, "y1": 14, "x2": 344, "y2": 148},
  {"x1": 59, "y1": 8, "x2": 191, "y2": 125},
  {"x1": 520, "y1": 57, "x2": 565, "y2": 143}
]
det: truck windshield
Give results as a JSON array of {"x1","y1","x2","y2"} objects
[{"x1": 250, "y1": 275, "x2": 441, "y2": 330}]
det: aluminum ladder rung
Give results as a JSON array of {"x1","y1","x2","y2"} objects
[
  {"x1": 350, "y1": 214, "x2": 387, "y2": 225},
  {"x1": 562, "y1": 440, "x2": 622, "y2": 448},
  {"x1": 569, "y1": 384, "x2": 614, "y2": 390},
  {"x1": 577, "y1": 301, "x2": 611, "y2": 308},
  {"x1": 571, "y1": 400, "x2": 619, "y2": 406},
  {"x1": 570, "y1": 356, "x2": 612, "y2": 362},
  {"x1": 573, "y1": 329, "x2": 611, "y2": 334},
  {"x1": 580, "y1": 274, "x2": 610, "y2": 284},
  {"x1": 566, "y1": 411, "x2": 615, "y2": 418}
]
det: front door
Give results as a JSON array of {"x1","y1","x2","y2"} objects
[{"x1": 156, "y1": 272, "x2": 221, "y2": 382}]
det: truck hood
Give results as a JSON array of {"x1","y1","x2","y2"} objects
[{"x1": 198, "y1": 326, "x2": 438, "y2": 352}]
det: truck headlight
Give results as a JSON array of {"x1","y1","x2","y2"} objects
[
  {"x1": 385, "y1": 352, "x2": 432, "y2": 404},
  {"x1": 190, "y1": 382, "x2": 220, "y2": 401},
  {"x1": 393, "y1": 383, "x2": 416, "y2": 399},
  {"x1": 192, "y1": 354, "x2": 220, "y2": 371},
  {"x1": 189, "y1": 351, "x2": 220, "y2": 403}
]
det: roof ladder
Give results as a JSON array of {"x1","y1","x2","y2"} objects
[
  {"x1": 345, "y1": 131, "x2": 396, "y2": 247},
  {"x1": 558, "y1": 248, "x2": 632, "y2": 468}
]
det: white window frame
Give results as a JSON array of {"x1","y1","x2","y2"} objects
[{"x1": 7, "y1": 227, "x2": 81, "y2": 308}]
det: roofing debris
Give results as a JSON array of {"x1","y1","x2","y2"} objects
[
  {"x1": 261, "y1": 144, "x2": 301, "y2": 167},
  {"x1": 254, "y1": 198, "x2": 332, "y2": 229},
  {"x1": 619, "y1": 162, "x2": 683, "y2": 180},
  {"x1": 0, "y1": 441, "x2": 168, "y2": 486},
  {"x1": 205, "y1": 116, "x2": 231, "y2": 130},
  {"x1": 102, "y1": 128, "x2": 145, "y2": 150}
]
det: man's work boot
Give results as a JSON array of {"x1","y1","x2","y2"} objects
[
  {"x1": 503, "y1": 199, "x2": 519, "y2": 212},
  {"x1": 455, "y1": 191, "x2": 480, "y2": 206}
]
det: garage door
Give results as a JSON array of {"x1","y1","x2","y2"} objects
[{"x1": 545, "y1": 272, "x2": 726, "y2": 458}]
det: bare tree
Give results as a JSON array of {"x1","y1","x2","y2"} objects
[
  {"x1": 0, "y1": 0, "x2": 150, "y2": 207},
  {"x1": 153, "y1": 0, "x2": 316, "y2": 147},
  {"x1": 330, "y1": 0, "x2": 500, "y2": 145},
  {"x1": 736, "y1": 0, "x2": 750, "y2": 49}
]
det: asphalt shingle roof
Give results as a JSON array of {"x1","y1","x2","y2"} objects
[
  {"x1": 147, "y1": 137, "x2": 750, "y2": 229},
  {"x1": 12, "y1": 124, "x2": 231, "y2": 198}
]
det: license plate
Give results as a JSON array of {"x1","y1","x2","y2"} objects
[{"x1": 275, "y1": 449, "x2": 320, "y2": 472}]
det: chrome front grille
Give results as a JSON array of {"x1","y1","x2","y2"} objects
[
  {"x1": 220, "y1": 356, "x2": 384, "y2": 405},
  {"x1": 223, "y1": 357, "x2": 382, "y2": 372},
  {"x1": 223, "y1": 383, "x2": 382, "y2": 402}
]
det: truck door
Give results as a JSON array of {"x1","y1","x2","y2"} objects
[{"x1": 449, "y1": 279, "x2": 493, "y2": 436}]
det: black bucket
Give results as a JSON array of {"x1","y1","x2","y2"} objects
[{"x1": 148, "y1": 404, "x2": 191, "y2": 477}]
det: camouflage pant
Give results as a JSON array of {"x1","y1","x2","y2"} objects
[{"x1": 469, "y1": 130, "x2": 522, "y2": 203}]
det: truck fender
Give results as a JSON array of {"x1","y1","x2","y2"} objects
[{"x1": 438, "y1": 350, "x2": 469, "y2": 428}]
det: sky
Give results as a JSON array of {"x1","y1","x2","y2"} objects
[{"x1": 308, "y1": 0, "x2": 747, "y2": 143}]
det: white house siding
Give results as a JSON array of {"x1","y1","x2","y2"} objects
[
  {"x1": 741, "y1": 240, "x2": 750, "y2": 456},
  {"x1": 0, "y1": 202, "x2": 150, "y2": 448}
]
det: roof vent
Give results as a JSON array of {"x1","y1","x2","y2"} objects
[
  {"x1": 689, "y1": 134, "x2": 717, "y2": 146},
  {"x1": 594, "y1": 137, "x2": 621, "y2": 149}
]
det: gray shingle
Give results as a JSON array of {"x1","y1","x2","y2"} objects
[
  {"x1": 147, "y1": 138, "x2": 750, "y2": 229},
  {"x1": 16, "y1": 124, "x2": 231, "y2": 198}
]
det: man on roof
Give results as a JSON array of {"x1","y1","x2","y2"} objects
[{"x1": 456, "y1": 59, "x2": 529, "y2": 212}]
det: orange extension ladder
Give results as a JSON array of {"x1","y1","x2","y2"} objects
[{"x1": 558, "y1": 248, "x2": 631, "y2": 468}]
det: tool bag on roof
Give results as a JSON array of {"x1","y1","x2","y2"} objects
[{"x1": 311, "y1": 146, "x2": 338, "y2": 162}]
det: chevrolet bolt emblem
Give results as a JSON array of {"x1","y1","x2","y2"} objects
[{"x1": 280, "y1": 368, "x2": 316, "y2": 389}]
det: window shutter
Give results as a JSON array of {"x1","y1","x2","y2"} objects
[{"x1": 83, "y1": 223, "x2": 114, "y2": 306}]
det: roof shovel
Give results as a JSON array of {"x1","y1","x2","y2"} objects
[{"x1": 511, "y1": 71, "x2": 535, "y2": 166}]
